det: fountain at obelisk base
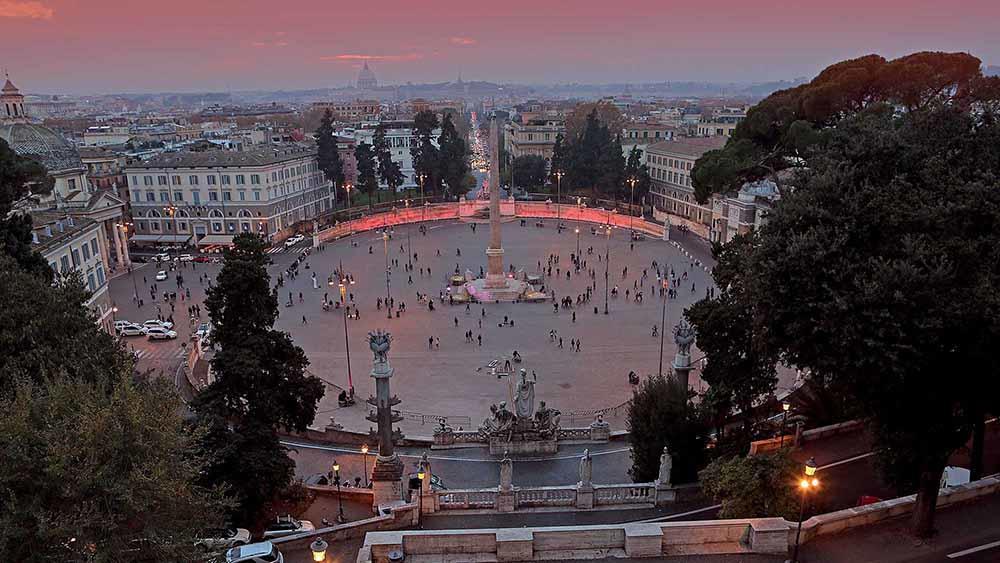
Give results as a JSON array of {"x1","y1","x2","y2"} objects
[{"x1": 463, "y1": 115, "x2": 530, "y2": 302}]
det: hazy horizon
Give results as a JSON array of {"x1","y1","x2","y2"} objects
[{"x1": 2, "y1": 0, "x2": 998, "y2": 95}]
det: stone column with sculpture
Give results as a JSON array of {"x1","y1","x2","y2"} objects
[
  {"x1": 575, "y1": 449, "x2": 594, "y2": 509},
  {"x1": 365, "y1": 330, "x2": 405, "y2": 511},
  {"x1": 497, "y1": 452, "x2": 515, "y2": 512},
  {"x1": 654, "y1": 446, "x2": 675, "y2": 505},
  {"x1": 672, "y1": 319, "x2": 696, "y2": 390}
]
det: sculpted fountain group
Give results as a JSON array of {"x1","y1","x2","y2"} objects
[{"x1": 479, "y1": 369, "x2": 562, "y2": 454}]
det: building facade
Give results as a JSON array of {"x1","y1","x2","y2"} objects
[
  {"x1": 503, "y1": 118, "x2": 565, "y2": 164},
  {"x1": 347, "y1": 121, "x2": 439, "y2": 190},
  {"x1": 711, "y1": 181, "x2": 778, "y2": 244},
  {"x1": 312, "y1": 99, "x2": 381, "y2": 123},
  {"x1": 645, "y1": 137, "x2": 727, "y2": 238},
  {"x1": 125, "y1": 145, "x2": 330, "y2": 246},
  {"x1": 30, "y1": 212, "x2": 115, "y2": 333}
]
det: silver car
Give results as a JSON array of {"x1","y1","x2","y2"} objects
[{"x1": 261, "y1": 516, "x2": 314, "y2": 539}]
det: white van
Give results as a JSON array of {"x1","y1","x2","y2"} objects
[{"x1": 226, "y1": 541, "x2": 283, "y2": 563}]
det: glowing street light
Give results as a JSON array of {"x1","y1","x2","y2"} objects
[
  {"x1": 790, "y1": 458, "x2": 820, "y2": 563},
  {"x1": 310, "y1": 537, "x2": 328, "y2": 562}
]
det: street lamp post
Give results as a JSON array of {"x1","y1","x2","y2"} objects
[
  {"x1": 360, "y1": 444, "x2": 370, "y2": 487},
  {"x1": 790, "y1": 458, "x2": 819, "y2": 563},
  {"x1": 780, "y1": 401, "x2": 791, "y2": 447},
  {"x1": 164, "y1": 205, "x2": 178, "y2": 261},
  {"x1": 604, "y1": 225, "x2": 611, "y2": 315},
  {"x1": 418, "y1": 173, "x2": 427, "y2": 222},
  {"x1": 405, "y1": 199, "x2": 413, "y2": 270},
  {"x1": 119, "y1": 223, "x2": 139, "y2": 301},
  {"x1": 417, "y1": 466, "x2": 426, "y2": 525},
  {"x1": 628, "y1": 177, "x2": 637, "y2": 232},
  {"x1": 345, "y1": 182, "x2": 353, "y2": 209},
  {"x1": 657, "y1": 278, "x2": 668, "y2": 377},
  {"x1": 310, "y1": 537, "x2": 328, "y2": 562},
  {"x1": 383, "y1": 231, "x2": 392, "y2": 319},
  {"x1": 331, "y1": 265, "x2": 356, "y2": 398},
  {"x1": 574, "y1": 227, "x2": 580, "y2": 271},
  {"x1": 555, "y1": 170, "x2": 564, "y2": 231},
  {"x1": 332, "y1": 460, "x2": 346, "y2": 523}
]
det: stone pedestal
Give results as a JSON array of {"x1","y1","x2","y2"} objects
[
  {"x1": 589, "y1": 415, "x2": 611, "y2": 442},
  {"x1": 497, "y1": 489, "x2": 516, "y2": 513},
  {"x1": 576, "y1": 485, "x2": 594, "y2": 509},
  {"x1": 371, "y1": 454, "x2": 404, "y2": 509},
  {"x1": 496, "y1": 528, "x2": 533, "y2": 561},
  {"x1": 489, "y1": 436, "x2": 557, "y2": 455},
  {"x1": 624, "y1": 524, "x2": 664, "y2": 557}
]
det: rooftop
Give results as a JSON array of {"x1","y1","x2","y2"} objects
[
  {"x1": 646, "y1": 136, "x2": 726, "y2": 159},
  {"x1": 127, "y1": 144, "x2": 316, "y2": 169},
  {"x1": 30, "y1": 211, "x2": 98, "y2": 254}
]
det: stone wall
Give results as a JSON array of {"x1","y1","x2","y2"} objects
[{"x1": 749, "y1": 419, "x2": 866, "y2": 455}]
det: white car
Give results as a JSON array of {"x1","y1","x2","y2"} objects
[
  {"x1": 142, "y1": 319, "x2": 174, "y2": 330},
  {"x1": 146, "y1": 327, "x2": 178, "y2": 340},
  {"x1": 152, "y1": 253, "x2": 170, "y2": 263},
  {"x1": 226, "y1": 541, "x2": 283, "y2": 563},
  {"x1": 177, "y1": 254, "x2": 194, "y2": 262},
  {"x1": 261, "y1": 516, "x2": 314, "y2": 539},
  {"x1": 155, "y1": 270, "x2": 168, "y2": 281},
  {"x1": 283, "y1": 235, "x2": 304, "y2": 248},
  {"x1": 195, "y1": 527, "x2": 251, "y2": 551},
  {"x1": 113, "y1": 320, "x2": 132, "y2": 332},
  {"x1": 117, "y1": 323, "x2": 147, "y2": 337}
]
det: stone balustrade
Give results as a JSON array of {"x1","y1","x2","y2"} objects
[
  {"x1": 437, "y1": 488, "x2": 499, "y2": 510},
  {"x1": 515, "y1": 486, "x2": 577, "y2": 508},
  {"x1": 593, "y1": 483, "x2": 656, "y2": 506}
]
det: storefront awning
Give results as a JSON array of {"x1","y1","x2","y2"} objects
[
  {"x1": 130, "y1": 234, "x2": 193, "y2": 243},
  {"x1": 196, "y1": 234, "x2": 235, "y2": 247}
]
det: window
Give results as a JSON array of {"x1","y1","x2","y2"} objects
[
  {"x1": 132, "y1": 191, "x2": 141, "y2": 202},
  {"x1": 90, "y1": 238, "x2": 98, "y2": 258},
  {"x1": 172, "y1": 175, "x2": 181, "y2": 185},
  {"x1": 212, "y1": 222, "x2": 222, "y2": 233},
  {"x1": 251, "y1": 174, "x2": 261, "y2": 184},
  {"x1": 60, "y1": 255, "x2": 69, "y2": 273},
  {"x1": 160, "y1": 192, "x2": 169, "y2": 202},
  {"x1": 174, "y1": 191, "x2": 183, "y2": 201},
  {"x1": 68, "y1": 178, "x2": 76, "y2": 191},
  {"x1": 236, "y1": 174, "x2": 245, "y2": 185},
  {"x1": 157, "y1": 175, "x2": 168, "y2": 185},
  {"x1": 146, "y1": 191, "x2": 155, "y2": 202},
  {"x1": 96, "y1": 265, "x2": 105, "y2": 285},
  {"x1": 71, "y1": 249, "x2": 80, "y2": 267},
  {"x1": 223, "y1": 191, "x2": 231, "y2": 201},
  {"x1": 192, "y1": 191, "x2": 201, "y2": 204},
  {"x1": 189, "y1": 175, "x2": 199, "y2": 185},
  {"x1": 144, "y1": 176, "x2": 153, "y2": 186},
  {"x1": 238, "y1": 191, "x2": 245, "y2": 201},
  {"x1": 131, "y1": 175, "x2": 138, "y2": 186},
  {"x1": 221, "y1": 175, "x2": 231, "y2": 185},
  {"x1": 207, "y1": 175, "x2": 217, "y2": 185},
  {"x1": 179, "y1": 221, "x2": 188, "y2": 231},
  {"x1": 137, "y1": 220, "x2": 147, "y2": 231},
  {"x1": 82, "y1": 243, "x2": 91, "y2": 261},
  {"x1": 87, "y1": 273, "x2": 96, "y2": 292},
  {"x1": 152, "y1": 222, "x2": 160, "y2": 231},
  {"x1": 209, "y1": 192, "x2": 218, "y2": 201},
  {"x1": 253, "y1": 190, "x2": 261, "y2": 201}
]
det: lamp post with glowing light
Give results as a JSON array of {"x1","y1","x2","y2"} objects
[
  {"x1": 555, "y1": 170, "x2": 564, "y2": 231},
  {"x1": 332, "y1": 460, "x2": 346, "y2": 523},
  {"x1": 383, "y1": 231, "x2": 392, "y2": 319},
  {"x1": 361, "y1": 444, "x2": 370, "y2": 487},
  {"x1": 574, "y1": 227, "x2": 581, "y2": 271},
  {"x1": 628, "y1": 176, "x2": 637, "y2": 232},
  {"x1": 330, "y1": 265, "x2": 356, "y2": 398},
  {"x1": 345, "y1": 182, "x2": 353, "y2": 209},
  {"x1": 405, "y1": 199, "x2": 412, "y2": 270},
  {"x1": 310, "y1": 537, "x2": 328, "y2": 562},
  {"x1": 780, "y1": 401, "x2": 791, "y2": 447},
  {"x1": 790, "y1": 457, "x2": 819, "y2": 563},
  {"x1": 417, "y1": 466, "x2": 426, "y2": 523},
  {"x1": 418, "y1": 173, "x2": 427, "y2": 221},
  {"x1": 604, "y1": 224, "x2": 612, "y2": 315}
]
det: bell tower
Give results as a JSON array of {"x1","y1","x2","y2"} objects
[{"x1": 1, "y1": 71, "x2": 27, "y2": 123}]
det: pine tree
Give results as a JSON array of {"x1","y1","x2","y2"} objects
[
  {"x1": 437, "y1": 114, "x2": 469, "y2": 198},
  {"x1": 410, "y1": 110, "x2": 441, "y2": 194},
  {"x1": 355, "y1": 141, "x2": 379, "y2": 208},
  {"x1": 373, "y1": 124, "x2": 392, "y2": 202}
]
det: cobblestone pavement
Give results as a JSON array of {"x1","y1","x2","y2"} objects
[{"x1": 110, "y1": 219, "x2": 799, "y2": 434}]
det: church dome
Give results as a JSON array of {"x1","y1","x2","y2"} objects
[
  {"x1": 0, "y1": 122, "x2": 85, "y2": 174},
  {"x1": 357, "y1": 62, "x2": 378, "y2": 89}
]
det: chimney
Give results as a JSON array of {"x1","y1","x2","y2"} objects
[{"x1": 56, "y1": 220, "x2": 64, "y2": 232}]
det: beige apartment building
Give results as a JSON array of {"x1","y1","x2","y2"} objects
[
  {"x1": 503, "y1": 118, "x2": 566, "y2": 165},
  {"x1": 646, "y1": 136, "x2": 727, "y2": 237},
  {"x1": 312, "y1": 100, "x2": 381, "y2": 122}
]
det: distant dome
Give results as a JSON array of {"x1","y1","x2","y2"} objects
[
  {"x1": 357, "y1": 62, "x2": 378, "y2": 89},
  {"x1": 0, "y1": 122, "x2": 85, "y2": 174}
]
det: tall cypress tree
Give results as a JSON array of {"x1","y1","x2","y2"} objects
[
  {"x1": 437, "y1": 114, "x2": 468, "y2": 198},
  {"x1": 354, "y1": 141, "x2": 378, "y2": 209},
  {"x1": 315, "y1": 109, "x2": 345, "y2": 205},
  {"x1": 410, "y1": 110, "x2": 440, "y2": 194}
]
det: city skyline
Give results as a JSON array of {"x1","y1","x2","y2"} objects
[{"x1": 1, "y1": 0, "x2": 998, "y2": 94}]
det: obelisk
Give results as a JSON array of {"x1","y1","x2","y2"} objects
[
  {"x1": 365, "y1": 330, "x2": 404, "y2": 510},
  {"x1": 485, "y1": 116, "x2": 506, "y2": 288}
]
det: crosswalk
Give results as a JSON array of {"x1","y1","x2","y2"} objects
[
  {"x1": 131, "y1": 346, "x2": 187, "y2": 361},
  {"x1": 266, "y1": 243, "x2": 309, "y2": 255}
]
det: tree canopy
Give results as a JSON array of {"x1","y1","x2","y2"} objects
[
  {"x1": 410, "y1": 110, "x2": 441, "y2": 194},
  {"x1": 315, "y1": 109, "x2": 345, "y2": 204},
  {"x1": 511, "y1": 155, "x2": 548, "y2": 190},
  {"x1": 437, "y1": 114, "x2": 469, "y2": 197},
  {"x1": 626, "y1": 373, "x2": 709, "y2": 484},
  {"x1": 355, "y1": 141, "x2": 379, "y2": 208}
]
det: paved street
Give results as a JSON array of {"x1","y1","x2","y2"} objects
[{"x1": 108, "y1": 218, "x2": 768, "y2": 434}]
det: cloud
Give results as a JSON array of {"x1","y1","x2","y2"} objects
[
  {"x1": 321, "y1": 53, "x2": 424, "y2": 63},
  {"x1": 449, "y1": 36, "x2": 477, "y2": 46},
  {"x1": 0, "y1": 0, "x2": 54, "y2": 19}
]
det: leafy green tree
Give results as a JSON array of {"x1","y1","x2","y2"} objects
[
  {"x1": 410, "y1": 110, "x2": 441, "y2": 194},
  {"x1": 626, "y1": 373, "x2": 709, "y2": 483},
  {"x1": 597, "y1": 133, "x2": 625, "y2": 198},
  {"x1": 685, "y1": 234, "x2": 777, "y2": 452},
  {"x1": 690, "y1": 52, "x2": 1000, "y2": 537},
  {"x1": 315, "y1": 109, "x2": 345, "y2": 205},
  {"x1": 565, "y1": 109, "x2": 612, "y2": 196},
  {"x1": 437, "y1": 113, "x2": 469, "y2": 198},
  {"x1": 372, "y1": 124, "x2": 400, "y2": 202},
  {"x1": 511, "y1": 155, "x2": 548, "y2": 190},
  {"x1": 354, "y1": 141, "x2": 379, "y2": 209},
  {"x1": 193, "y1": 233, "x2": 324, "y2": 521},
  {"x1": 0, "y1": 138, "x2": 53, "y2": 279},
  {"x1": 699, "y1": 450, "x2": 800, "y2": 519}
]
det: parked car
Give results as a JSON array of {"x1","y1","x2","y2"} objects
[
  {"x1": 155, "y1": 270, "x2": 168, "y2": 281},
  {"x1": 143, "y1": 319, "x2": 174, "y2": 330},
  {"x1": 146, "y1": 327, "x2": 178, "y2": 340},
  {"x1": 195, "y1": 322, "x2": 212, "y2": 341},
  {"x1": 195, "y1": 527, "x2": 251, "y2": 551},
  {"x1": 152, "y1": 253, "x2": 170, "y2": 263},
  {"x1": 177, "y1": 253, "x2": 194, "y2": 262},
  {"x1": 194, "y1": 255, "x2": 214, "y2": 263},
  {"x1": 118, "y1": 323, "x2": 148, "y2": 337},
  {"x1": 114, "y1": 320, "x2": 132, "y2": 332},
  {"x1": 261, "y1": 516, "x2": 314, "y2": 539},
  {"x1": 225, "y1": 541, "x2": 283, "y2": 563},
  {"x1": 283, "y1": 235, "x2": 304, "y2": 248}
]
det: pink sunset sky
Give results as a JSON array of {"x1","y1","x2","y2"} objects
[{"x1": 1, "y1": 0, "x2": 998, "y2": 94}]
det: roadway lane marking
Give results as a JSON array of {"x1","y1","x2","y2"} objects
[
  {"x1": 817, "y1": 452, "x2": 876, "y2": 471},
  {"x1": 279, "y1": 440, "x2": 629, "y2": 463},
  {"x1": 947, "y1": 540, "x2": 1000, "y2": 558}
]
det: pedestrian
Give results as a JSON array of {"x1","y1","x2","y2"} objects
[
  {"x1": 302, "y1": 315, "x2": 308, "y2": 325},
  {"x1": 429, "y1": 336, "x2": 434, "y2": 349},
  {"x1": 435, "y1": 337, "x2": 441, "y2": 349},
  {"x1": 477, "y1": 334, "x2": 482, "y2": 346},
  {"x1": 572, "y1": 311, "x2": 576, "y2": 323},
  {"x1": 558, "y1": 337, "x2": 564, "y2": 348},
  {"x1": 454, "y1": 317, "x2": 459, "y2": 327}
]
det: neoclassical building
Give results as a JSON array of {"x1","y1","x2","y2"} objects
[{"x1": 0, "y1": 74, "x2": 131, "y2": 274}]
